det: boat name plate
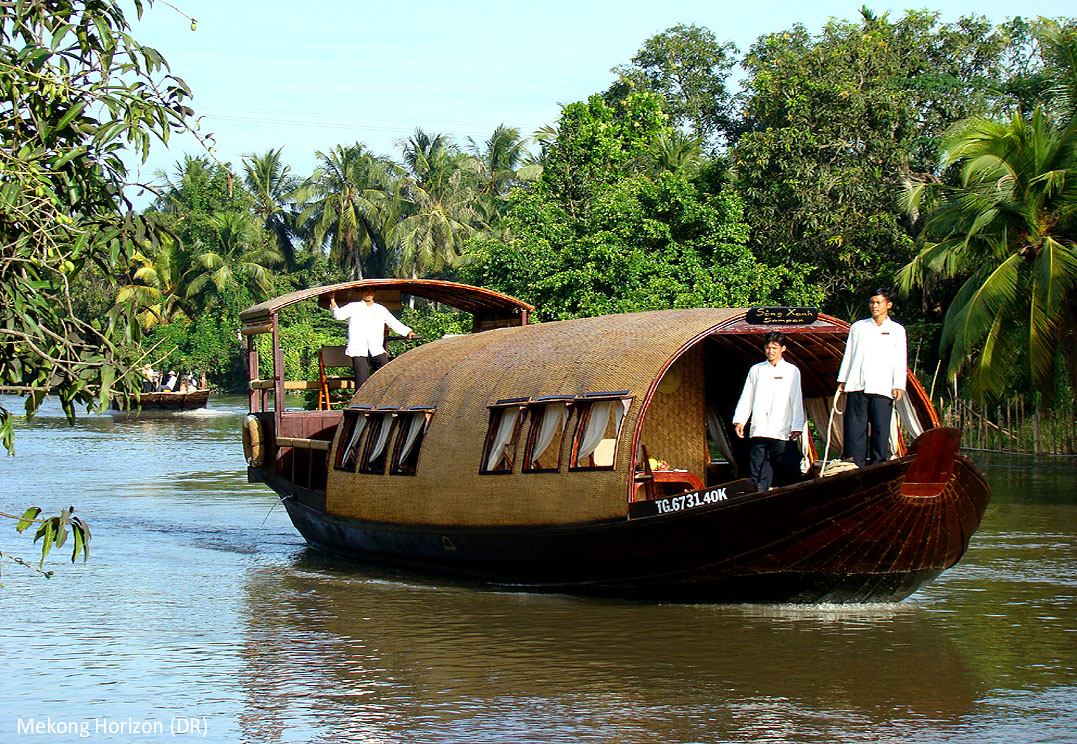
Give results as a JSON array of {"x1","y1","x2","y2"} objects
[
  {"x1": 629, "y1": 481, "x2": 757, "y2": 519},
  {"x1": 746, "y1": 307, "x2": 819, "y2": 325}
]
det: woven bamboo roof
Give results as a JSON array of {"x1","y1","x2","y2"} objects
[
  {"x1": 354, "y1": 308, "x2": 738, "y2": 409},
  {"x1": 353, "y1": 307, "x2": 849, "y2": 408},
  {"x1": 239, "y1": 279, "x2": 533, "y2": 325}
]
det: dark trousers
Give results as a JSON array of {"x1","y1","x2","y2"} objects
[
  {"x1": 843, "y1": 391, "x2": 894, "y2": 467},
  {"x1": 748, "y1": 437, "x2": 800, "y2": 491},
  {"x1": 351, "y1": 352, "x2": 388, "y2": 388}
]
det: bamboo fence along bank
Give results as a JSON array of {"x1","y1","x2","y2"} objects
[{"x1": 940, "y1": 396, "x2": 1076, "y2": 455}]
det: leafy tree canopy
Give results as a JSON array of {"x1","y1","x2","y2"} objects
[
  {"x1": 608, "y1": 23, "x2": 739, "y2": 149},
  {"x1": 1, "y1": 0, "x2": 202, "y2": 451},
  {"x1": 733, "y1": 9, "x2": 1042, "y2": 315},
  {"x1": 462, "y1": 92, "x2": 820, "y2": 320}
]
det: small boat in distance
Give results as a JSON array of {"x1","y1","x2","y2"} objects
[
  {"x1": 239, "y1": 280, "x2": 991, "y2": 603},
  {"x1": 110, "y1": 389, "x2": 210, "y2": 412}
]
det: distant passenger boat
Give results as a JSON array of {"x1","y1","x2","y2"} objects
[
  {"x1": 239, "y1": 280, "x2": 991, "y2": 603},
  {"x1": 110, "y1": 389, "x2": 210, "y2": 411}
]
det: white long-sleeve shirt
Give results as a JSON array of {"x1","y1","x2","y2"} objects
[
  {"x1": 733, "y1": 358, "x2": 805, "y2": 440},
  {"x1": 333, "y1": 301, "x2": 412, "y2": 357},
  {"x1": 837, "y1": 317, "x2": 907, "y2": 398}
]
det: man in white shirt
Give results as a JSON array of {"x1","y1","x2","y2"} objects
[
  {"x1": 329, "y1": 289, "x2": 415, "y2": 387},
  {"x1": 733, "y1": 331, "x2": 805, "y2": 491},
  {"x1": 837, "y1": 288, "x2": 907, "y2": 467}
]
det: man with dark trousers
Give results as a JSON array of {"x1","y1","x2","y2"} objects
[
  {"x1": 837, "y1": 288, "x2": 907, "y2": 467},
  {"x1": 329, "y1": 289, "x2": 415, "y2": 388},
  {"x1": 733, "y1": 331, "x2": 805, "y2": 491}
]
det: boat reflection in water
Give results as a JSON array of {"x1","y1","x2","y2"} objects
[
  {"x1": 236, "y1": 559, "x2": 981, "y2": 743},
  {"x1": 239, "y1": 280, "x2": 991, "y2": 603}
]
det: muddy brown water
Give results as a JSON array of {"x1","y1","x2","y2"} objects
[{"x1": 1, "y1": 396, "x2": 1074, "y2": 743}]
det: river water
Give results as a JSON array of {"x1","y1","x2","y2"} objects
[{"x1": 0, "y1": 396, "x2": 1074, "y2": 744}]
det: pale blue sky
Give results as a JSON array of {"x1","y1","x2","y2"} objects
[{"x1": 126, "y1": 0, "x2": 1073, "y2": 198}]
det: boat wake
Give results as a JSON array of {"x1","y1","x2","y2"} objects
[{"x1": 736, "y1": 600, "x2": 919, "y2": 621}]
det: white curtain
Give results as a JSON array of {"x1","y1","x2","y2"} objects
[
  {"x1": 484, "y1": 407, "x2": 520, "y2": 471},
  {"x1": 398, "y1": 412, "x2": 427, "y2": 463},
  {"x1": 368, "y1": 414, "x2": 393, "y2": 462},
  {"x1": 530, "y1": 404, "x2": 568, "y2": 466},
  {"x1": 705, "y1": 406, "x2": 736, "y2": 467},
  {"x1": 805, "y1": 397, "x2": 843, "y2": 453},
  {"x1": 616, "y1": 398, "x2": 629, "y2": 434},
  {"x1": 897, "y1": 394, "x2": 924, "y2": 441},
  {"x1": 576, "y1": 401, "x2": 613, "y2": 465},
  {"x1": 341, "y1": 414, "x2": 368, "y2": 467}
]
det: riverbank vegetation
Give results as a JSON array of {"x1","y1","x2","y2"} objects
[{"x1": 3, "y1": 3, "x2": 1075, "y2": 453}]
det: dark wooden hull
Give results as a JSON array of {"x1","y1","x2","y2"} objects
[
  {"x1": 110, "y1": 389, "x2": 210, "y2": 411},
  {"x1": 252, "y1": 433, "x2": 991, "y2": 603}
]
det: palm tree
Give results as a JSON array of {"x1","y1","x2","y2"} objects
[
  {"x1": 899, "y1": 107, "x2": 1077, "y2": 396},
  {"x1": 399, "y1": 128, "x2": 455, "y2": 190},
  {"x1": 186, "y1": 212, "x2": 283, "y2": 302},
  {"x1": 293, "y1": 144, "x2": 400, "y2": 279},
  {"x1": 901, "y1": 22, "x2": 1077, "y2": 397},
  {"x1": 466, "y1": 124, "x2": 537, "y2": 197},
  {"x1": 637, "y1": 129, "x2": 704, "y2": 177},
  {"x1": 242, "y1": 148, "x2": 301, "y2": 268},
  {"x1": 114, "y1": 234, "x2": 193, "y2": 330},
  {"x1": 391, "y1": 129, "x2": 484, "y2": 278},
  {"x1": 391, "y1": 170, "x2": 483, "y2": 278}
]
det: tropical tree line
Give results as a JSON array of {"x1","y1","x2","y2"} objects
[
  {"x1": 5, "y1": 2, "x2": 1077, "y2": 443},
  {"x1": 101, "y1": 10, "x2": 1075, "y2": 411}
]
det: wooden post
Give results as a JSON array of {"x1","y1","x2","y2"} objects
[
  {"x1": 247, "y1": 334, "x2": 259, "y2": 413},
  {"x1": 999, "y1": 398, "x2": 1008, "y2": 450},
  {"x1": 1033, "y1": 404, "x2": 1040, "y2": 455},
  {"x1": 272, "y1": 314, "x2": 285, "y2": 443}
]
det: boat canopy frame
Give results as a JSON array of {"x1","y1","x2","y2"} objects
[{"x1": 240, "y1": 279, "x2": 534, "y2": 433}]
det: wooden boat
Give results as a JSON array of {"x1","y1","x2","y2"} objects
[
  {"x1": 110, "y1": 389, "x2": 210, "y2": 411},
  {"x1": 239, "y1": 280, "x2": 991, "y2": 603}
]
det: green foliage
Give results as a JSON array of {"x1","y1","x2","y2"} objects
[
  {"x1": 1, "y1": 0, "x2": 205, "y2": 451},
  {"x1": 608, "y1": 23, "x2": 739, "y2": 148},
  {"x1": 2, "y1": 506, "x2": 91, "y2": 578},
  {"x1": 143, "y1": 286, "x2": 251, "y2": 389},
  {"x1": 733, "y1": 11, "x2": 1042, "y2": 314},
  {"x1": 461, "y1": 94, "x2": 821, "y2": 320},
  {"x1": 538, "y1": 92, "x2": 669, "y2": 217},
  {"x1": 400, "y1": 306, "x2": 472, "y2": 342}
]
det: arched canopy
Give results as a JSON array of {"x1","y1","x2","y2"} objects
[
  {"x1": 239, "y1": 279, "x2": 534, "y2": 332},
  {"x1": 350, "y1": 307, "x2": 851, "y2": 410}
]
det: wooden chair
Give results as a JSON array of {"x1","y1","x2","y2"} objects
[{"x1": 317, "y1": 345, "x2": 355, "y2": 410}]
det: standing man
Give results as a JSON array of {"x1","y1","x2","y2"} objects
[
  {"x1": 329, "y1": 289, "x2": 415, "y2": 388},
  {"x1": 837, "y1": 288, "x2": 907, "y2": 467},
  {"x1": 733, "y1": 331, "x2": 805, "y2": 491}
]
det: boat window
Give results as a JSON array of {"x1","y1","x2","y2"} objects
[
  {"x1": 391, "y1": 409, "x2": 434, "y2": 475},
  {"x1": 522, "y1": 400, "x2": 571, "y2": 472},
  {"x1": 334, "y1": 408, "x2": 371, "y2": 471},
  {"x1": 359, "y1": 412, "x2": 395, "y2": 475},
  {"x1": 570, "y1": 397, "x2": 631, "y2": 470},
  {"x1": 480, "y1": 404, "x2": 527, "y2": 474}
]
